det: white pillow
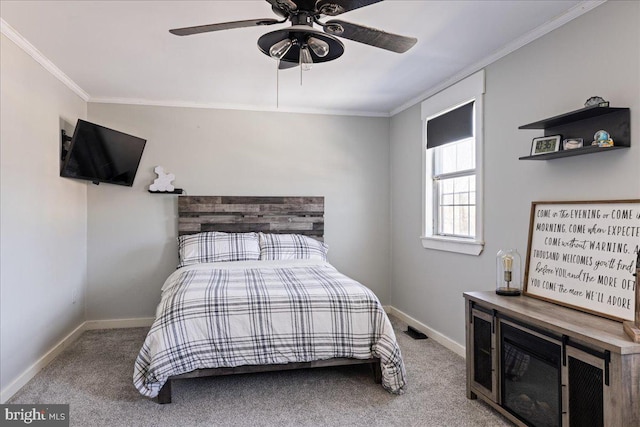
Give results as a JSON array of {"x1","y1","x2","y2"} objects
[
  {"x1": 258, "y1": 233, "x2": 328, "y2": 261},
  {"x1": 177, "y1": 232, "x2": 260, "y2": 268}
]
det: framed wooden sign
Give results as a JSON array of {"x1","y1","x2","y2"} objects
[{"x1": 524, "y1": 200, "x2": 640, "y2": 321}]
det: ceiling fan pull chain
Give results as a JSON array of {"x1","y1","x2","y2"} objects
[{"x1": 276, "y1": 60, "x2": 280, "y2": 108}]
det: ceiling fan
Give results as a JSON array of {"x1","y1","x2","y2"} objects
[{"x1": 169, "y1": 0, "x2": 417, "y2": 70}]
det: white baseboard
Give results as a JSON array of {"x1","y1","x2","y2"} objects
[
  {"x1": 84, "y1": 317, "x2": 154, "y2": 330},
  {"x1": 0, "y1": 317, "x2": 154, "y2": 403},
  {"x1": 385, "y1": 305, "x2": 466, "y2": 358},
  {"x1": 0, "y1": 322, "x2": 87, "y2": 403}
]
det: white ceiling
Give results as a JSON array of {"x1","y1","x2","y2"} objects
[{"x1": 1, "y1": 1, "x2": 601, "y2": 116}]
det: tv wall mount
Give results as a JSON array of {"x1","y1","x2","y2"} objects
[{"x1": 60, "y1": 129, "x2": 72, "y2": 162}]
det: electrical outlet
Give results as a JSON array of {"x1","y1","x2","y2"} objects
[{"x1": 72, "y1": 289, "x2": 78, "y2": 304}]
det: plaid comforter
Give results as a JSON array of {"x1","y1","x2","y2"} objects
[{"x1": 133, "y1": 260, "x2": 406, "y2": 397}]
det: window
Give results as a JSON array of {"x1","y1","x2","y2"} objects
[{"x1": 421, "y1": 70, "x2": 484, "y2": 255}]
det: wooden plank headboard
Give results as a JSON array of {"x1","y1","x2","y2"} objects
[{"x1": 178, "y1": 196, "x2": 324, "y2": 240}]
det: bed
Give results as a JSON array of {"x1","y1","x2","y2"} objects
[{"x1": 133, "y1": 196, "x2": 406, "y2": 403}]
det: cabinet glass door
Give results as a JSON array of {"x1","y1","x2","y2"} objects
[{"x1": 471, "y1": 308, "x2": 497, "y2": 401}]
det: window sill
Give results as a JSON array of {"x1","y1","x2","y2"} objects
[{"x1": 420, "y1": 236, "x2": 484, "y2": 256}]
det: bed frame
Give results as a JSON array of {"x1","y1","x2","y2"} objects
[{"x1": 157, "y1": 196, "x2": 381, "y2": 404}]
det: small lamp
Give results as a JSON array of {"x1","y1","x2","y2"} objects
[{"x1": 496, "y1": 249, "x2": 522, "y2": 296}]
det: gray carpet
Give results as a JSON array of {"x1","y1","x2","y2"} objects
[{"x1": 9, "y1": 316, "x2": 512, "y2": 426}]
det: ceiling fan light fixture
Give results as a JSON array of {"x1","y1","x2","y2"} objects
[
  {"x1": 258, "y1": 26, "x2": 344, "y2": 65},
  {"x1": 269, "y1": 38, "x2": 293, "y2": 59},
  {"x1": 171, "y1": 0, "x2": 417, "y2": 72},
  {"x1": 300, "y1": 46, "x2": 313, "y2": 71},
  {"x1": 307, "y1": 37, "x2": 329, "y2": 58}
]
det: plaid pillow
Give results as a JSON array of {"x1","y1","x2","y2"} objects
[
  {"x1": 258, "y1": 233, "x2": 328, "y2": 261},
  {"x1": 177, "y1": 232, "x2": 260, "y2": 268}
]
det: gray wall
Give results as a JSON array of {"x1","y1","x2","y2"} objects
[
  {"x1": 0, "y1": 34, "x2": 87, "y2": 393},
  {"x1": 85, "y1": 104, "x2": 391, "y2": 320},
  {"x1": 389, "y1": 1, "x2": 640, "y2": 346}
]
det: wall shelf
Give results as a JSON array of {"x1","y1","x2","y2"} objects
[
  {"x1": 519, "y1": 145, "x2": 626, "y2": 160},
  {"x1": 148, "y1": 189, "x2": 184, "y2": 194},
  {"x1": 519, "y1": 106, "x2": 630, "y2": 160}
]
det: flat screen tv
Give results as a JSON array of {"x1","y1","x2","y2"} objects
[{"x1": 60, "y1": 119, "x2": 146, "y2": 186}]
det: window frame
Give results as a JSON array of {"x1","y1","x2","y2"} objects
[
  {"x1": 421, "y1": 70, "x2": 485, "y2": 255},
  {"x1": 434, "y1": 168, "x2": 476, "y2": 238}
]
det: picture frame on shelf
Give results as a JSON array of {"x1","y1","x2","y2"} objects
[{"x1": 530, "y1": 135, "x2": 561, "y2": 156}]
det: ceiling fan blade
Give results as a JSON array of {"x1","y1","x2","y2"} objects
[
  {"x1": 324, "y1": 19, "x2": 417, "y2": 53},
  {"x1": 316, "y1": 0, "x2": 383, "y2": 16},
  {"x1": 169, "y1": 18, "x2": 281, "y2": 36}
]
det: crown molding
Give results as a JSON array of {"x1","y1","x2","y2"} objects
[
  {"x1": 88, "y1": 97, "x2": 390, "y2": 118},
  {"x1": 389, "y1": 0, "x2": 607, "y2": 117},
  {"x1": 1, "y1": 18, "x2": 90, "y2": 101}
]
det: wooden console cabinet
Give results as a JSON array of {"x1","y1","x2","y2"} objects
[{"x1": 464, "y1": 291, "x2": 640, "y2": 427}]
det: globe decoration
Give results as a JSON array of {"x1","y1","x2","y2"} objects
[{"x1": 593, "y1": 130, "x2": 614, "y2": 147}]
